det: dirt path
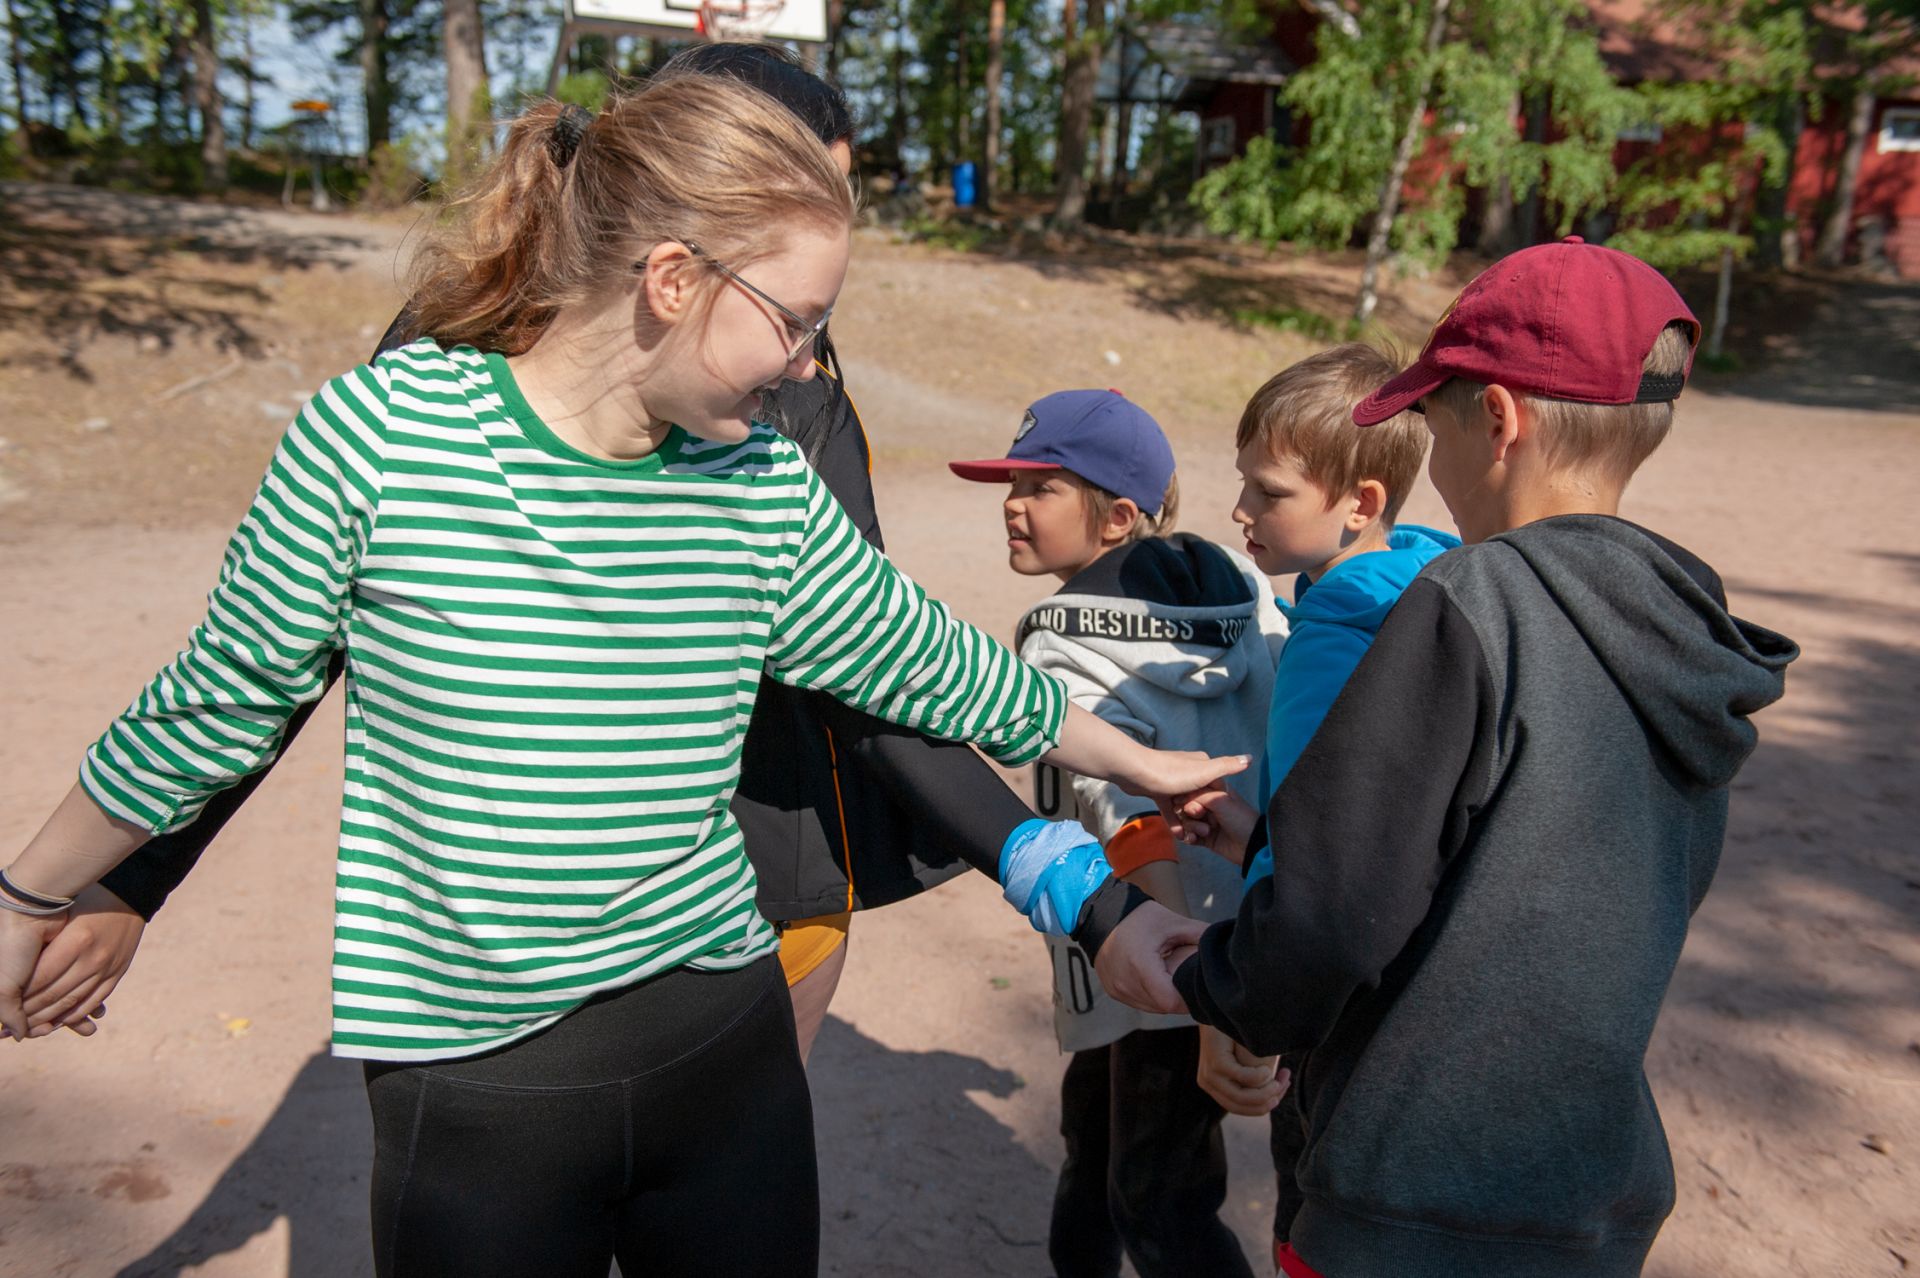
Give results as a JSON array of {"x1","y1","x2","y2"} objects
[{"x1": 1, "y1": 186, "x2": 1917, "y2": 1278}]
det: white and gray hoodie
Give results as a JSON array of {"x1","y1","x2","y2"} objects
[{"x1": 1020, "y1": 533, "x2": 1288, "y2": 1053}]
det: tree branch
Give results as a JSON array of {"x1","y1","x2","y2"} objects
[{"x1": 1298, "y1": 0, "x2": 1360, "y2": 41}]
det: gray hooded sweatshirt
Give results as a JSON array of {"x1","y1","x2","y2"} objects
[
  {"x1": 1076, "y1": 515, "x2": 1799, "y2": 1276},
  {"x1": 1018, "y1": 533, "x2": 1287, "y2": 1052}
]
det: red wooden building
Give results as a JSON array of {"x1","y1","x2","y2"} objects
[{"x1": 1109, "y1": 2, "x2": 1920, "y2": 277}]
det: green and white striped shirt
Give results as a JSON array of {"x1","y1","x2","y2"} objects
[{"x1": 81, "y1": 341, "x2": 1066, "y2": 1061}]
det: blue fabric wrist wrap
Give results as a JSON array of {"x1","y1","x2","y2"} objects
[{"x1": 999, "y1": 817, "x2": 1113, "y2": 937}]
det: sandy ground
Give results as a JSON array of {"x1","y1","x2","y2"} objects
[{"x1": 1, "y1": 184, "x2": 1917, "y2": 1277}]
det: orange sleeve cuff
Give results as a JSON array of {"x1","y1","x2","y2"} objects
[{"x1": 1105, "y1": 815, "x2": 1179, "y2": 878}]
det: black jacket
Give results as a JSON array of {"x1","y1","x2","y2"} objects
[
  {"x1": 1077, "y1": 516, "x2": 1796, "y2": 1277},
  {"x1": 100, "y1": 324, "x2": 1031, "y2": 923}
]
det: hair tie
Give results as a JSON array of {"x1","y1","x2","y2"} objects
[{"x1": 549, "y1": 104, "x2": 592, "y2": 168}]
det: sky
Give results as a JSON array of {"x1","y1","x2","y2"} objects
[{"x1": 242, "y1": 4, "x2": 571, "y2": 160}]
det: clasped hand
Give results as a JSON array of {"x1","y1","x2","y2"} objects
[
  {"x1": 1159, "y1": 785, "x2": 1259, "y2": 867},
  {"x1": 1, "y1": 885, "x2": 143, "y2": 1041}
]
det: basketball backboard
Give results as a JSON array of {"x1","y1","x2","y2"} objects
[{"x1": 563, "y1": 0, "x2": 827, "y2": 44}]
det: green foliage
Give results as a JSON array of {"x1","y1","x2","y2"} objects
[
  {"x1": 1191, "y1": 135, "x2": 1296, "y2": 245},
  {"x1": 1609, "y1": 4, "x2": 1809, "y2": 271},
  {"x1": 360, "y1": 135, "x2": 426, "y2": 207},
  {"x1": 1192, "y1": 0, "x2": 1634, "y2": 266},
  {"x1": 898, "y1": 211, "x2": 999, "y2": 253},
  {"x1": 1444, "y1": 0, "x2": 1636, "y2": 230},
  {"x1": 1230, "y1": 300, "x2": 1362, "y2": 343},
  {"x1": 552, "y1": 70, "x2": 612, "y2": 113},
  {"x1": 0, "y1": 132, "x2": 25, "y2": 180}
]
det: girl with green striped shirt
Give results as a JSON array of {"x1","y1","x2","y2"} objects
[{"x1": 0, "y1": 76, "x2": 1241, "y2": 1277}]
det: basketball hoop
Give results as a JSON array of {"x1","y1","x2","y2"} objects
[{"x1": 696, "y1": 0, "x2": 787, "y2": 41}]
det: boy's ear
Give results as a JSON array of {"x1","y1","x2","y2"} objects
[
  {"x1": 1103, "y1": 497, "x2": 1142, "y2": 544},
  {"x1": 1483, "y1": 384, "x2": 1526, "y2": 465},
  {"x1": 1348, "y1": 478, "x2": 1388, "y2": 529}
]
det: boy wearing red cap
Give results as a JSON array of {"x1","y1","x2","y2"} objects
[
  {"x1": 1080, "y1": 240, "x2": 1799, "y2": 1277},
  {"x1": 952, "y1": 390, "x2": 1288, "y2": 1278}
]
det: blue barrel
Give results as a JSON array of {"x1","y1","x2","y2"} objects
[{"x1": 953, "y1": 161, "x2": 978, "y2": 208}]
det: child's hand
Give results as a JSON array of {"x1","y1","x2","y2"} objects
[
  {"x1": 1092, "y1": 901, "x2": 1205, "y2": 1016},
  {"x1": 22, "y1": 885, "x2": 144, "y2": 1037},
  {"x1": 1164, "y1": 788, "x2": 1258, "y2": 866},
  {"x1": 1196, "y1": 1025, "x2": 1288, "y2": 1117}
]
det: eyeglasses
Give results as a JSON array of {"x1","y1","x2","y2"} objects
[{"x1": 635, "y1": 243, "x2": 833, "y2": 366}]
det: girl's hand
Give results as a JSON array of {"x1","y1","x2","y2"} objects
[
  {"x1": 1196, "y1": 1024, "x2": 1288, "y2": 1117},
  {"x1": 1043, "y1": 705, "x2": 1247, "y2": 804},
  {"x1": 0, "y1": 908, "x2": 67, "y2": 1041},
  {"x1": 1164, "y1": 787, "x2": 1259, "y2": 866},
  {"x1": 23, "y1": 885, "x2": 145, "y2": 1036},
  {"x1": 1117, "y1": 748, "x2": 1250, "y2": 803}
]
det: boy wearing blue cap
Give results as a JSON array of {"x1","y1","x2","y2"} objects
[{"x1": 951, "y1": 391, "x2": 1288, "y2": 1278}]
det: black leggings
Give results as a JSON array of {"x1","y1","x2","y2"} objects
[{"x1": 362, "y1": 956, "x2": 817, "y2": 1278}]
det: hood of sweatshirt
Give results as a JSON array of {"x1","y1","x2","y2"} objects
[
  {"x1": 1496, "y1": 515, "x2": 1798, "y2": 789},
  {"x1": 1287, "y1": 524, "x2": 1460, "y2": 635},
  {"x1": 1017, "y1": 533, "x2": 1280, "y2": 701}
]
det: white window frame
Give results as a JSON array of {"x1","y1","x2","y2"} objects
[
  {"x1": 1879, "y1": 106, "x2": 1920, "y2": 153},
  {"x1": 1617, "y1": 121, "x2": 1664, "y2": 143}
]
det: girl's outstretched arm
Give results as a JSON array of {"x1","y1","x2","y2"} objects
[
  {"x1": 765, "y1": 465, "x2": 1245, "y2": 802},
  {"x1": 2, "y1": 365, "x2": 387, "y2": 1040},
  {"x1": 1044, "y1": 703, "x2": 1248, "y2": 806},
  {"x1": 1, "y1": 786, "x2": 148, "y2": 1038}
]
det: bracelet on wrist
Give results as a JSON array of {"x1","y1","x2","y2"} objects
[{"x1": 0, "y1": 868, "x2": 74, "y2": 916}]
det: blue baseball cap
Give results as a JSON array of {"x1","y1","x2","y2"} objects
[{"x1": 948, "y1": 390, "x2": 1176, "y2": 515}]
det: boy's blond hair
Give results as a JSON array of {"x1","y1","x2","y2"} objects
[
  {"x1": 1236, "y1": 344, "x2": 1428, "y2": 524},
  {"x1": 1429, "y1": 322, "x2": 1695, "y2": 487},
  {"x1": 1082, "y1": 473, "x2": 1180, "y2": 544}
]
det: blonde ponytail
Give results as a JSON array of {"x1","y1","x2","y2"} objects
[{"x1": 408, "y1": 77, "x2": 855, "y2": 355}]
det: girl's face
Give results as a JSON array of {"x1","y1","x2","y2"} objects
[
  {"x1": 645, "y1": 224, "x2": 851, "y2": 444},
  {"x1": 1003, "y1": 470, "x2": 1106, "y2": 579}
]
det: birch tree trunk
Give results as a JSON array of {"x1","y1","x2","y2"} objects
[
  {"x1": 1814, "y1": 84, "x2": 1875, "y2": 268},
  {"x1": 1354, "y1": 0, "x2": 1451, "y2": 326}
]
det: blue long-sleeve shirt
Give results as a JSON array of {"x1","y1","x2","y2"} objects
[{"x1": 1249, "y1": 525, "x2": 1459, "y2": 880}]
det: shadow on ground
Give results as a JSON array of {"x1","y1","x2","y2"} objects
[
  {"x1": 915, "y1": 221, "x2": 1920, "y2": 416},
  {"x1": 1638, "y1": 551, "x2": 1920, "y2": 1268},
  {"x1": 810, "y1": 1014, "x2": 1057, "y2": 1276},
  {"x1": 105, "y1": 1048, "x2": 370, "y2": 1278},
  {"x1": 1680, "y1": 270, "x2": 1920, "y2": 415},
  {"x1": 973, "y1": 231, "x2": 1444, "y2": 350},
  {"x1": 0, "y1": 182, "x2": 392, "y2": 383},
  {"x1": 75, "y1": 1015, "x2": 1055, "y2": 1278}
]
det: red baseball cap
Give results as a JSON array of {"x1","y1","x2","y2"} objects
[{"x1": 1352, "y1": 237, "x2": 1701, "y2": 426}]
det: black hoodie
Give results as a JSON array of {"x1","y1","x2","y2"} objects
[{"x1": 1078, "y1": 515, "x2": 1797, "y2": 1277}]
